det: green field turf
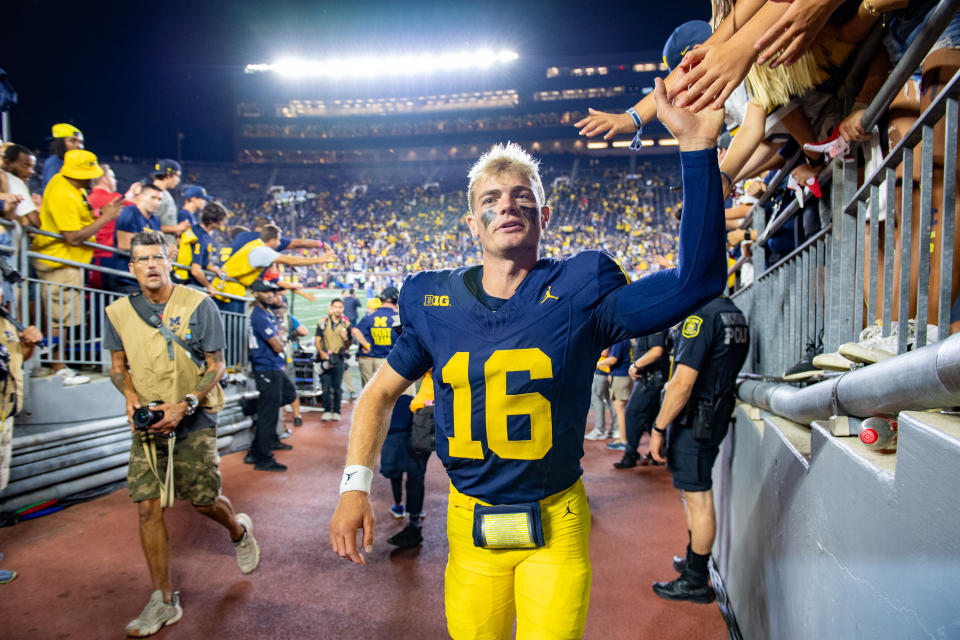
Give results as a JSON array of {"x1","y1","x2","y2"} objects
[{"x1": 285, "y1": 289, "x2": 372, "y2": 330}]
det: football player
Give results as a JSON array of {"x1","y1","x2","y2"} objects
[{"x1": 330, "y1": 77, "x2": 727, "y2": 639}]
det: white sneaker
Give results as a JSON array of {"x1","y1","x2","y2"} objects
[
  {"x1": 55, "y1": 367, "x2": 90, "y2": 386},
  {"x1": 585, "y1": 428, "x2": 606, "y2": 441},
  {"x1": 331, "y1": 412, "x2": 341, "y2": 421},
  {"x1": 839, "y1": 323, "x2": 895, "y2": 364},
  {"x1": 321, "y1": 412, "x2": 332, "y2": 421},
  {"x1": 812, "y1": 352, "x2": 855, "y2": 371},
  {"x1": 234, "y1": 513, "x2": 260, "y2": 574},
  {"x1": 124, "y1": 590, "x2": 182, "y2": 637},
  {"x1": 609, "y1": 429, "x2": 620, "y2": 440}
]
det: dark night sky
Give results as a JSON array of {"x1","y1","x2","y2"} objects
[{"x1": 4, "y1": 0, "x2": 710, "y2": 162}]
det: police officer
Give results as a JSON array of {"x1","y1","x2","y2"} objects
[
  {"x1": 246, "y1": 279, "x2": 295, "y2": 472},
  {"x1": 613, "y1": 328, "x2": 670, "y2": 468},
  {"x1": 649, "y1": 296, "x2": 749, "y2": 603}
]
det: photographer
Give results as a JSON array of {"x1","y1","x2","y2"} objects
[
  {"x1": 314, "y1": 298, "x2": 351, "y2": 422},
  {"x1": 0, "y1": 276, "x2": 42, "y2": 585},
  {"x1": 104, "y1": 231, "x2": 260, "y2": 637}
]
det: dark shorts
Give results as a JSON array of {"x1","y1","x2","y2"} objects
[
  {"x1": 666, "y1": 419, "x2": 730, "y2": 492},
  {"x1": 379, "y1": 430, "x2": 428, "y2": 479},
  {"x1": 127, "y1": 427, "x2": 222, "y2": 506}
]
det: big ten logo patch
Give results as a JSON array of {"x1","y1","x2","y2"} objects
[{"x1": 424, "y1": 295, "x2": 450, "y2": 307}]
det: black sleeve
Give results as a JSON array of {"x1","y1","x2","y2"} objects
[{"x1": 674, "y1": 313, "x2": 714, "y2": 373}]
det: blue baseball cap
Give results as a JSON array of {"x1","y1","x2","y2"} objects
[
  {"x1": 662, "y1": 20, "x2": 712, "y2": 72},
  {"x1": 184, "y1": 185, "x2": 211, "y2": 201},
  {"x1": 154, "y1": 159, "x2": 182, "y2": 175}
]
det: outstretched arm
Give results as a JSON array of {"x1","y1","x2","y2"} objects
[{"x1": 595, "y1": 78, "x2": 726, "y2": 341}]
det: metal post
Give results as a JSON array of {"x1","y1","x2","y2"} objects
[
  {"x1": 939, "y1": 97, "x2": 958, "y2": 338},
  {"x1": 883, "y1": 168, "x2": 897, "y2": 337},
  {"x1": 898, "y1": 148, "x2": 915, "y2": 354},
  {"x1": 915, "y1": 124, "x2": 935, "y2": 347}
]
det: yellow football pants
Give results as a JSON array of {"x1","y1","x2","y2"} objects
[{"x1": 445, "y1": 478, "x2": 591, "y2": 640}]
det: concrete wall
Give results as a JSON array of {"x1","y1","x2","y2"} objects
[{"x1": 713, "y1": 405, "x2": 960, "y2": 640}]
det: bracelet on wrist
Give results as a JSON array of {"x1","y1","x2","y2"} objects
[
  {"x1": 625, "y1": 107, "x2": 644, "y2": 132},
  {"x1": 340, "y1": 465, "x2": 374, "y2": 495},
  {"x1": 652, "y1": 426, "x2": 667, "y2": 435},
  {"x1": 862, "y1": 0, "x2": 880, "y2": 17}
]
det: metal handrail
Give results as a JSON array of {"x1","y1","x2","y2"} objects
[{"x1": 22, "y1": 224, "x2": 246, "y2": 288}]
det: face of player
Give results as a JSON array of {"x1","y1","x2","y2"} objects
[
  {"x1": 467, "y1": 171, "x2": 549, "y2": 259},
  {"x1": 139, "y1": 189, "x2": 164, "y2": 214},
  {"x1": 129, "y1": 244, "x2": 172, "y2": 292}
]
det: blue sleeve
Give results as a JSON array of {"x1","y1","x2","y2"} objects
[
  {"x1": 291, "y1": 316, "x2": 302, "y2": 331},
  {"x1": 278, "y1": 238, "x2": 292, "y2": 252},
  {"x1": 385, "y1": 276, "x2": 433, "y2": 381},
  {"x1": 675, "y1": 313, "x2": 714, "y2": 373},
  {"x1": 116, "y1": 209, "x2": 138, "y2": 233},
  {"x1": 593, "y1": 148, "x2": 726, "y2": 343},
  {"x1": 42, "y1": 158, "x2": 60, "y2": 189},
  {"x1": 190, "y1": 241, "x2": 204, "y2": 265},
  {"x1": 609, "y1": 340, "x2": 628, "y2": 364}
]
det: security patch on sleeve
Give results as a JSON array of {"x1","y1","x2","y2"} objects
[{"x1": 681, "y1": 316, "x2": 702, "y2": 338}]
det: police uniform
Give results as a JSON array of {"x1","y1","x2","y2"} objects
[
  {"x1": 621, "y1": 329, "x2": 670, "y2": 462},
  {"x1": 383, "y1": 148, "x2": 725, "y2": 639},
  {"x1": 248, "y1": 288, "x2": 296, "y2": 466},
  {"x1": 667, "y1": 297, "x2": 749, "y2": 492}
]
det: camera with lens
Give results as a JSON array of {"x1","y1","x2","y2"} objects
[
  {"x1": 0, "y1": 342, "x2": 10, "y2": 384},
  {"x1": 132, "y1": 402, "x2": 164, "y2": 431}
]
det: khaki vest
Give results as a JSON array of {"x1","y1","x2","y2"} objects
[
  {"x1": 318, "y1": 315, "x2": 350, "y2": 355},
  {"x1": 0, "y1": 317, "x2": 24, "y2": 419},
  {"x1": 211, "y1": 238, "x2": 266, "y2": 299},
  {"x1": 105, "y1": 286, "x2": 224, "y2": 412}
]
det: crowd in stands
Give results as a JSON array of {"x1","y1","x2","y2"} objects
[{"x1": 239, "y1": 110, "x2": 586, "y2": 140}]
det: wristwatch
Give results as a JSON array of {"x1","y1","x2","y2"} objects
[{"x1": 183, "y1": 393, "x2": 200, "y2": 416}]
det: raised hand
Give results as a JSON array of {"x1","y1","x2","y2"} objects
[
  {"x1": 653, "y1": 77, "x2": 725, "y2": 151},
  {"x1": 755, "y1": 0, "x2": 844, "y2": 68},
  {"x1": 574, "y1": 109, "x2": 636, "y2": 140},
  {"x1": 668, "y1": 43, "x2": 753, "y2": 112}
]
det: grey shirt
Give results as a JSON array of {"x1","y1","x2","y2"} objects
[
  {"x1": 105, "y1": 294, "x2": 226, "y2": 434},
  {"x1": 156, "y1": 190, "x2": 179, "y2": 244}
]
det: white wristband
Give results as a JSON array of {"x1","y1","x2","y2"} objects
[{"x1": 339, "y1": 465, "x2": 374, "y2": 495}]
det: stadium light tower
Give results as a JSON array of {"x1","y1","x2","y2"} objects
[{"x1": 244, "y1": 48, "x2": 518, "y2": 78}]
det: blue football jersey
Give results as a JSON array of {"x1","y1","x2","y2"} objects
[
  {"x1": 388, "y1": 251, "x2": 633, "y2": 504},
  {"x1": 386, "y1": 148, "x2": 727, "y2": 504}
]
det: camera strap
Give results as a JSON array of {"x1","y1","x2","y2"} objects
[
  {"x1": 140, "y1": 432, "x2": 176, "y2": 509},
  {"x1": 128, "y1": 293, "x2": 204, "y2": 368}
]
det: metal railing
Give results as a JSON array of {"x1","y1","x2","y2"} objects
[
  {"x1": 730, "y1": 3, "x2": 960, "y2": 377},
  {"x1": 4, "y1": 224, "x2": 252, "y2": 372}
]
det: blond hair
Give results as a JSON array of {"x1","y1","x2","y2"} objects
[{"x1": 467, "y1": 142, "x2": 545, "y2": 214}]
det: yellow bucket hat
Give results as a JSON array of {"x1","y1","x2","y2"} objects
[
  {"x1": 51, "y1": 123, "x2": 83, "y2": 139},
  {"x1": 61, "y1": 149, "x2": 104, "y2": 180}
]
